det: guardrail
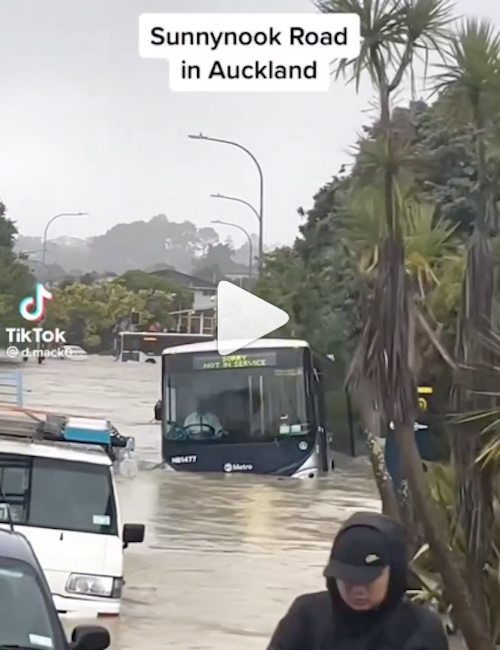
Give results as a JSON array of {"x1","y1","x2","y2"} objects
[{"x1": 0, "y1": 371, "x2": 23, "y2": 406}]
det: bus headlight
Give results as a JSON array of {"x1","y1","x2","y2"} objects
[{"x1": 66, "y1": 574, "x2": 123, "y2": 598}]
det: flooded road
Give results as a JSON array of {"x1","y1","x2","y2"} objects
[{"x1": 21, "y1": 357, "x2": 379, "y2": 649}]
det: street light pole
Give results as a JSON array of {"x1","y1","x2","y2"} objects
[
  {"x1": 188, "y1": 133, "x2": 264, "y2": 272},
  {"x1": 42, "y1": 212, "x2": 88, "y2": 266},
  {"x1": 28, "y1": 259, "x2": 52, "y2": 286},
  {"x1": 211, "y1": 219, "x2": 253, "y2": 279},
  {"x1": 210, "y1": 193, "x2": 260, "y2": 224}
]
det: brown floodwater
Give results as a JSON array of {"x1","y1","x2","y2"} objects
[{"x1": 19, "y1": 356, "x2": 380, "y2": 649}]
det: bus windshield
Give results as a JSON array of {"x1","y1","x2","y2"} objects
[
  {"x1": 163, "y1": 349, "x2": 310, "y2": 444},
  {"x1": 0, "y1": 456, "x2": 118, "y2": 535}
]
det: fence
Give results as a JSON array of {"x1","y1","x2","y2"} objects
[{"x1": 0, "y1": 371, "x2": 23, "y2": 406}]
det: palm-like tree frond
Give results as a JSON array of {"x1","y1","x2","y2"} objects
[
  {"x1": 404, "y1": 218, "x2": 448, "y2": 291},
  {"x1": 341, "y1": 185, "x2": 387, "y2": 251},
  {"x1": 343, "y1": 187, "x2": 459, "y2": 291},
  {"x1": 316, "y1": 0, "x2": 407, "y2": 88},
  {"x1": 434, "y1": 18, "x2": 500, "y2": 109},
  {"x1": 317, "y1": 0, "x2": 453, "y2": 91},
  {"x1": 404, "y1": 202, "x2": 458, "y2": 263},
  {"x1": 355, "y1": 134, "x2": 418, "y2": 186},
  {"x1": 405, "y1": 0, "x2": 454, "y2": 47}
]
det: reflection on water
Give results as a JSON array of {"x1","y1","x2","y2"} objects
[{"x1": 22, "y1": 358, "x2": 379, "y2": 649}]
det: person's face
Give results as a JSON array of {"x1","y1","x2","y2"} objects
[{"x1": 336, "y1": 567, "x2": 390, "y2": 610}]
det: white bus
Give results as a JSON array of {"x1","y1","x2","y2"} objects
[
  {"x1": 160, "y1": 338, "x2": 356, "y2": 477},
  {"x1": 0, "y1": 411, "x2": 145, "y2": 617},
  {"x1": 117, "y1": 331, "x2": 212, "y2": 363}
]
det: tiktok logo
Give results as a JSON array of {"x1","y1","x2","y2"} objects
[{"x1": 19, "y1": 284, "x2": 53, "y2": 322}]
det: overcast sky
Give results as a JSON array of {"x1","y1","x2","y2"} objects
[{"x1": 0, "y1": 0, "x2": 494, "y2": 248}]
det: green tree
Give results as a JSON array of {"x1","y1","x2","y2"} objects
[
  {"x1": 317, "y1": 0, "x2": 493, "y2": 647},
  {"x1": 116, "y1": 270, "x2": 193, "y2": 310},
  {"x1": 434, "y1": 18, "x2": 500, "y2": 626},
  {"x1": 0, "y1": 202, "x2": 35, "y2": 344},
  {"x1": 115, "y1": 270, "x2": 193, "y2": 327},
  {"x1": 255, "y1": 173, "x2": 362, "y2": 357},
  {"x1": 255, "y1": 247, "x2": 306, "y2": 338},
  {"x1": 46, "y1": 281, "x2": 174, "y2": 350}
]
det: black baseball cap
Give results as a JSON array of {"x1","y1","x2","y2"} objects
[{"x1": 323, "y1": 525, "x2": 390, "y2": 584}]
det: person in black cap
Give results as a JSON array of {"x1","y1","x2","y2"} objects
[{"x1": 267, "y1": 511, "x2": 448, "y2": 650}]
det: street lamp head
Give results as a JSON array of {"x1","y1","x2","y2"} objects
[
  {"x1": 188, "y1": 133, "x2": 207, "y2": 140},
  {"x1": 210, "y1": 193, "x2": 223, "y2": 199},
  {"x1": 211, "y1": 220, "x2": 222, "y2": 225}
]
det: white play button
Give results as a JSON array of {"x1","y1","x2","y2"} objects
[{"x1": 216, "y1": 281, "x2": 290, "y2": 356}]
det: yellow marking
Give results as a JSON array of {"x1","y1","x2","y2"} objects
[{"x1": 418, "y1": 397, "x2": 428, "y2": 411}]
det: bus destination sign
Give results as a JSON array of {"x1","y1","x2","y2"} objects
[{"x1": 193, "y1": 351, "x2": 277, "y2": 370}]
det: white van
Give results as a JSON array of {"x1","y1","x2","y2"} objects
[{"x1": 0, "y1": 419, "x2": 144, "y2": 617}]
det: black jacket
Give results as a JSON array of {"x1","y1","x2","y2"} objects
[{"x1": 267, "y1": 590, "x2": 448, "y2": 650}]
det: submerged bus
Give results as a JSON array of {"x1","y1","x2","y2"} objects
[
  {"x1": 117, "y1": 331, "x2": 212, "y2": 362},
  {"x1": 160, "y1": 338, "x2": 356, "y2": 478}
]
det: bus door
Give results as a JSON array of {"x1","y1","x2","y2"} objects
[{"x1": 312, "y1": 366, "x2": 330, "y2": 473}]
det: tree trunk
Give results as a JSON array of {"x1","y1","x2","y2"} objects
[
  {"x1": 364, "y1": 419, "x2": 401, "y2": 521},
  {"x1": 356, "y1": 387, "x2": 401, "y2": 521},
  {"x1": 453, "y1": 419, "x2": 492, "y2": 629},
  {"x1": 397, "y1": 479, "x2": 422, "y2": 557},
  {"x1": 397, "y1": 422, "x2": 495, "y2": 650}
]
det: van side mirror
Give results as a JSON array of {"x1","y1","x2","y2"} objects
[
  {"x1": 123, "y1": 523, "x2": 145, "y2": 548},
  {"x1": 71, "y1": 625, "x2": 110, "y2": 650}
]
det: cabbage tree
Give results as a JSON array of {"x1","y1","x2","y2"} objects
[{"x1": 316, "y1": 0, "x2": 494, "y2": 647}]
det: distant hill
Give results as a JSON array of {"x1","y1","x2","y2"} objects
[
  {"x1": 50, "y1": 236, "x2": 88, "y2": 249},
  {"x1": 15, "y1": 214, "x2": 273, "y2": 283}
]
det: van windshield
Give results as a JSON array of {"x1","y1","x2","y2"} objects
[
  {"x1": 0, "y1": 559, "x2": 57, "y2": 649},
  {"x1": 0, "y1": 455, "x2": 118, "y2": 535}
]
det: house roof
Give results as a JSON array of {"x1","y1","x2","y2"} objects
[{"x1": 149, "y1": 268, "x2": 217, "y2": 290}]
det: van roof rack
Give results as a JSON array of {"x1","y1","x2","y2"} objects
[{"x1": 0, "y1": 406, "x2": 134, "y2": 451}]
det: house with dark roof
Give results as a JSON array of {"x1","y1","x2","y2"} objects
[
  {"x1": 150, "y1": 269, "x2": 216, "y2": 335},
  {"x1": 150, "y1": 268, "x2": 217, "y2": 291}
]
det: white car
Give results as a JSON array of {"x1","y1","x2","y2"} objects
[{"x1": 62, "y1": 345, "x2": 88, "y2": 361}]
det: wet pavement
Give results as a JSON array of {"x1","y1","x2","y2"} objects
[{"x1": 20, "y1": 356, "x2": 380, "y2": 649}]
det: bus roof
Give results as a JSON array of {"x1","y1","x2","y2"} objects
[{"x1": 162, "y1": 338, "x2": 309, "y2": 355}]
